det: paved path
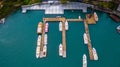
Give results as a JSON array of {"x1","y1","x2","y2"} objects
[{"x1": 22, "y1": 2, "x2": 93, "y2": 14}]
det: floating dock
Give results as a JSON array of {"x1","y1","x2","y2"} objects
[
  {"x1": 62, "y1": 20, "x2": 66, "y2": 58},
  {"x1": 40, "y1": 21, "x2": 45, "y2": 57},
  {"x1": 67, "y1": 18, "x2": 83, "y2": 22},
  {"x1": 84, "y1": 20, "x2": 94, "y2": 60},
  {"x1": 43, "y1": 17, "x2": 67, "y2": 58},
  {"x1": 86, "y1": 14, "x2": 96, "y2": 24},
  {"x1": 39, "y1": 17, "x2": 95, "y2": 59}
]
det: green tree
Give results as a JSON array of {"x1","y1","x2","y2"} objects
[{"x1": 60, "y1": 0, "x2": 67, "y2": 4}]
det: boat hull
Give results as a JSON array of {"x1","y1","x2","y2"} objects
[{"x1": 59, "y1": 44, "x2": 63, "y2": 56}]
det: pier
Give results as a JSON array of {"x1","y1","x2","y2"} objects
[
  {"x1": 42, "y1": 17, "x2": 67, "y2": 58},
  {"x1": 84, "y1": 20, "x2": 94, "y2": 60},
  {"x1": 67, "y1": 18, "x2": 83, "y2": 22},
  {"x1": 62, "y1": 20, "x2": 66, "y2": 58},
  {"x1": 38, "y1": 17, "x2": 95, "y2": 59},
  {"x1": 40, "y1": 20, "x2": 45, "y2": 57},
  {"x1": 86, "y1": 14, "x2": 96, "y2": 24}
]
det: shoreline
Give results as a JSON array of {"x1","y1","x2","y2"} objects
[{"x1": 0, "y1": 1, "x2": 120, "y2": 20}]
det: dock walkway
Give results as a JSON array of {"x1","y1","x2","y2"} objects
[
  {"x1": 84, "y1": 20, "x2": 94, "y2": 60},
  {"x1": 43, "y1": 17, "x2": 66, "y2": 58},
  {"x1": 40, "y1": 20, "x2": 46, "y2": 57},
  {"x1": 22, "y1": 2, "x2": 93, "y2": 14},
  {"x1": 39, "y1": 17, "x2": 95, "y2": 59}
]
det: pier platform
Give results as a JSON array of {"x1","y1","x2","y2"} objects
[
  {"x1": 39, "y1": 17, "x2": 95, "y2": 59},
  {"x1": 86, "y1": 14, "x2": 96, "y2": 24},
  {"x1": 67, "y1": 18, "x2": 83, "y2": 22},
  {"x1": 43, "y1": 17, "x2": 66, "y2": 58},
  {"x1": 40, "y1": 21, "x2": 45, "y2": 57},
  {"x1": 84, "y1": 20, "x2": 94, "y2": 60}
]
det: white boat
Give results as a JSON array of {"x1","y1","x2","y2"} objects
[
  {"x1": 0, "y1": 18, "x2": 5, "y2": 24},
  {"x1": 117, "y1": 25, "x2": 120, "y2": 33},
  {"x1": 59, "y1": 44, "x2": 63, "y2": 56},
  {"x1": 43, "y1": 45, "x2": 47, "y2": 57},
  {"x1": 83, "y1": 33, "x2": 88, "y2": 44},
  {"x1": 36, "y1": 46, "x2": 40, "y2": 58},
  {"x1": 65, "y1": 20, "x2": 68, "y2": 30},
  {"x1": 92, "y1": 48, "x2": 98, "y2": 60},
  {"x1": 37, "y1": 35, "x2": 41, "y2": 46},
  {"x1": 59, "y1": 22, "x2": 62, "y2": 31},
  {"x1": 44, "y1": 34, "x2": 47, "y2": 45},
  {"x1": 94, "y1": 12, "x2": 98, "y2": 21},
  {"x1": 83, "y1": 54, "x2": 87, "y2": 67},
  {"x1": 37, "y1": 22, "x2": 42, "y2": 34},
  {"x1": 45, "y1": 23, "x2": 49, "y2": 32},
  {"x1": 78, "y1": 16, "x2": 81, "y2": 19}
]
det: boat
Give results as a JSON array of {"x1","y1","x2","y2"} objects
[
  {"x1": 45, "y1": 23, "x2": 49, "y2": 32},
  {"x1": 0, "y1": 18, "x2": 5, "y2": 24},
  {"x1": 43, "y1": 45, "x2": 47, "y2": 57},
  {"x1": 59, "y1": 22, "x2": 62, "y2": 31},
  {"x1": 83, "y1": 33, "x2": 88, "y2": 44},
  {"x1": 117, "y1": 25, "x2": 120, "y2": 33},
  {"x1": 59, "y1": 44, "x2": 63, "y2": 56},
  {"x1": 37, "y1": 35, "x2": 41, "y2": 46},
  {"x1": 37, "y1": 22, "x2": 42, "y2": 34},
  {"x1": 83, "y1": 54, "x2": 87, "y2": 67},
  {"x1": 65, "y1": 20, "x2": 68, "y2": 30},
  {"x1": 78, "y1": 16, "x2": 81, "y2": 19},
  {"x1": 92, "y1": 48, "x2": 98, "y2": 60},
  {"x1": 94, "y1": 12, "x2": 98, "y2": 21},
  {"x1": 44, "y1": 34, "x2": 47, "y2": 45},
  {"x1": 36, "y1": 46, "x2": 40, "y2": 58}
]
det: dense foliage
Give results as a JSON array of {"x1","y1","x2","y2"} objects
[{"x1": 0, "y1": 0, "x2": 42, "y2": 19}]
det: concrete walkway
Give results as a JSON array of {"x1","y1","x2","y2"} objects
[{"x1": 21, "y1": 2, "x2": 93, "y2": 14}]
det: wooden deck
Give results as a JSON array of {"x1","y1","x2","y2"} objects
[
  {"x1": 39, "y1": 17, "x2": 96, "y2": 59},
  {"x1": 67, "y1": 18, "x2": 83, "y2": 22},
  {"x1": 62, "y1": 21, "x2": 66, "y2": 58},
  {"x1": 43, "y1": 17, "x2": 67, "y2": 58},
  {"x1": 86, "y1": 14, "x2": 96, "y2": 24},
  {"x1": 84, "y1": 20, "x2": 94, "y2": 60},
  {"x1": 40, "y1": 20, "x2": 45, "y2": 57}
]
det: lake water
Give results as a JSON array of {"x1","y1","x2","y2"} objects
[{"x1": 0, "y1": 9, "x2": 120, "y2": 67}]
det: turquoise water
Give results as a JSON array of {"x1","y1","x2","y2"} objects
[{"x1": 0, "y1": 9, "x2": 120, "y2": 67}]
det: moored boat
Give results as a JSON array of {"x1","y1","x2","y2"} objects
[
  {"x1": 59, "y1": 22, "x2": 62, "y2": 31},
  {"x1": 117, "y1": 25, "x2": 120, "y2": 33},
  {"x1": 43, "y1": 45, "x2": 47, "y2": 57},
  {"x1": 83, "y1": 33, "x2": 88, "y2": 44},
  {"x1": 37, "y1": 22, "x2": 42, "y2": 34},
  {"x1": 94, "y1": 12, "x2": 98, "y2": 21},
  {"x1": 37, "y1": 35, "x2": 41, "y2": 46},
  {"x1": 59, "y1": 44, "x2": 63, "y2": 56},
  {"x1": 45, "y1": 23, "x2": 49, "y2": 32},
  {"x1": 36, "y1": 46, "x2": 40, "y2": 58},
  {"x1": 83, "y1": 54, "x2": 87, "y2": 67},
  {"x1": 0, "y1": 18, "x2": 5, "y2": 24},
  {"x1": 44, "y1": 34, "x2": 48, "y2": 45},
  {"x1": 65, "y1": 20, "x2": 68, "y2": 30},
  {"x1": 78, "y1": 16, "x2": 81, "y2": 19},
  {"x1": 92, "y1": 47, "x2": 98, "y2": 60}
]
